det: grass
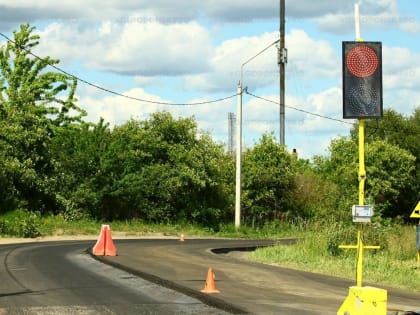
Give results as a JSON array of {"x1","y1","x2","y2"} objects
[
  {"x1": 0, "y1": 209, "x2": 301, "y2": 239},
  {"x1": 38, "y1": 216, "x2": 223, "y2": 238},
  {"x1": 247, "y1": 221, "x2": 420, "y2": 293}
]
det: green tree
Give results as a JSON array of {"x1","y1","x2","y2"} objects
[
  {"x1": 313, "y1": 137, "x2": 359, "y2": 220},
  {"x1": 241, "y1": 133, "x2": 297, "y2": 227},
  {"x1": 351, "y1": 108, "x2": 420, "y2": 216},
  {"x1": 49, "y1": 119, "x2": 110, "y2": 220},
  {"x1": 292, "y1": 160, "x2": 342, "y2": 221},
  {"x1": 0, "y1": 24, "x2": 85, "y2": 214},
  {"x1": 84, "y1": 113, "x2": 233, "y2": 226},
  {"x1": 365, "y1": 140, "x2": 416, "y2": 217},
  {"x1": 314, "y1": 136, "x2": 416, "y2": 219}
]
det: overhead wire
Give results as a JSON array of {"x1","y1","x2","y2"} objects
[
  {"x1": 245, "y1": 90, "x2": 355, "y2": 126},
  {"x1": 0, "y1": 31, "x2": 238, "y2": 106},
  {"x1": 1, "y1": 31, "x2": 419, "y2": 137},
  {"x1": 245, "y1": 90, "x2": 420, "y2": 137}
]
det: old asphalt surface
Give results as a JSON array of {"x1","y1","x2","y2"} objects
[{"x1": 93, "y1": 238, "x2": 420, "y2": 315}]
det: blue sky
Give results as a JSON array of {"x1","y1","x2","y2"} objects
[{"x1": 1, "y1": 0, "x2": 419, "y2": 158}]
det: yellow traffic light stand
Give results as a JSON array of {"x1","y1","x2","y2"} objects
[
  {"x1": 409, "y1": 200, "x2": 420, "y2": 264},
  {"x1": 337, "y1": 120, "x2": 388, "y2": 315}
]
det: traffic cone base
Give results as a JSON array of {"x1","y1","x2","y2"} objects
[
  {"x1": 201, "y1": 267, "x2": 220, "y2": 294},
  {"x1": 92, "y1": 224, "x2": 117, "y2": 256}
]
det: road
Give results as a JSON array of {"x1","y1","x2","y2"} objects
[
  {"x1": 98, "y1": 238, "x2": 420, "y2": 315},
  {"x1": 0, "y1": 241, "x2": 229, "y2": 314},
  {"x1": 0, "y1": 238, "x2": 419, "y2": 314}
]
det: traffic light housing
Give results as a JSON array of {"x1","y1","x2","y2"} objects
[{"x1": 342, "y1": 41, "x2": 382, "y2": 119}]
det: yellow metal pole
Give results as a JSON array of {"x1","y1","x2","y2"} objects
[
  {"x1": 356, "y1": 225, "x2": 363, "y2": 287},
  {"x1": 358, "y1": 119, "x2": 366, "y2": 206},
  {"x1": 357, "y1": 119, "x2": 366, "y2": 287}
]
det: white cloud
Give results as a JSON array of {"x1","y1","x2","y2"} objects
[
  {"x1": 184, "y1": 32, "x2": 279, "y2": 92},
  {"x1": 77, "y1": 87, "x2": 171, "y2": 125},
  {"x1": 287, "y1": 29, "x2": 339, "y2": 79},
  {"x1": 133, "y1": 76, "x2": 156, "y2": 86},
  {"x1": 307, "y1": 87, "x2": 342, "y2": 117},
  {"x1": 312, "y1": 0, "x2": 420, "y2": 35},
  {"x1": 383, "y1": 46, "x2": 420, "y2": 88},
  {"x1": 35, "y1": 20, "x2": 213, "y2": 76},
  {"x1": 399, "y1": 19, "x2": 420, "y2": 33},
  {"x1": 96, "y1": 21, "x2": 213, "y2": 76},
  {"x1": 2, "y1": 0, "x2": 416, "y2": 37},
  {"x1": 184, "y1": 29, "x2": 339, "y2": 93}
]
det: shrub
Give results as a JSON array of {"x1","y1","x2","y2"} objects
[
  {"x1": 326, "y1": 220, "x2": 389, "y2": 256},
  {"x1": 0, "y1": 209, "x2": 42, "y2": 238}
]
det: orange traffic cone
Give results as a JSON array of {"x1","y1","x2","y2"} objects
[
  {"x1": 200, "y1": 267, "x2": 220, "y2": 294},
  {"x1": 92, "y1": 225, "x2": 117, "y2": 256},
  {"x1": 104, "y1": 225, "x2": 117, "y2": 256},
  {"x1": 179, "y1": 233, "x2": 185, "y2": 242},
  {"x1": 92, "y1": 225, "x2": 107, "y2": 255}
]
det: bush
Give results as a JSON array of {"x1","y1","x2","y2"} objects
[
  {"x1": 0, "y1": 209, "x2": 42, "y2": 238},
  {"x1": 20, "y1": 213, "x2": 42, "y2": 238},
  {"x1": 0, "y1": 220, "x2": 9, "y2": 235}
]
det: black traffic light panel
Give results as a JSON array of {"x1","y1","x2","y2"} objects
[{"x1": 342, "y1": 41, "x2": 383, "y2": 119}]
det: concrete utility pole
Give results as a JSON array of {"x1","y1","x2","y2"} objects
[
  {"x1": 235, "y1": 39, "x2": 281, "y2": 229},
  {"x1": 235, "y1": 83, "x2": 242, "y2": 228},
  {"x1": 228, "y1": 112, "x2": 236, "y2": 156},
  {"x1": 278, "y1": 0, "x2": 287, "y2": 146}
]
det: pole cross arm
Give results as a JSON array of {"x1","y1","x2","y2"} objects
[{"x1": 339, "y1": 244, "x2": 380, "y2": 250}]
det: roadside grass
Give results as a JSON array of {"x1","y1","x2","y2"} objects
[
  {"x1": 0, "y1": 209, "x2": 298, "y2": 239},
  {"x1": 247, "y1": 221, "x2": 420, "y2": 293},
  {"x1": 36, "y1": 215, "x2": 225, "y2": 238}
]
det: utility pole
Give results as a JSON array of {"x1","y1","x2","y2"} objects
[
  {"x1": 228, "y1": 112, "x2": 236, "y2": 156},
  {"x1": 235, "y1": 39, "x2": 280, "y2": 229},
  {"x1": 278, "y1": 0, "x2": 287, "y2": 146},
  {"x1": 235, "y1": 82, "x2": 242, "y2": 228},
  {"x1": 235, "y1": 83, "x2": 242, "y2": 228}
]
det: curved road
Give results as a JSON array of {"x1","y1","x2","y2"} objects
[
  {"x1": 0, "y1": 238, "x2": 419, "y2": 314},
  {"x1": 98, "y1": 239, "x2": 420, "y2": 314},
  {"x1": 0, "y1": 240, "x2": 228, "y2": 314}
]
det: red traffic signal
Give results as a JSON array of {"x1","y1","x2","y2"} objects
[{"x1": 342, "y1": 41, "x2": 383, "y2": 119}]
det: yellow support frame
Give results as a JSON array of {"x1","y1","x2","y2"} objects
[
  {"x1": 337, "y1": 120, "x2": 386, "y2": 315},
  {"x1": 338, "y1": 120, "x2": 379, "y2": 286}
]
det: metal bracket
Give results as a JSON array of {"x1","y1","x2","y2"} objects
[{"x1": 278, "y1": 47, "x2": 288, "y2": 64}]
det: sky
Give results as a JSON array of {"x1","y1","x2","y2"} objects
[{"x1": 0, "y1": 0, "x2": 419, "y2": 158}]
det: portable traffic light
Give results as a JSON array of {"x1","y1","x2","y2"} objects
[{"x1": 342, "y1": 41, "x2": 382, "y2": 119}]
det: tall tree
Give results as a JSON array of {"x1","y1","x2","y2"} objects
[{"x1": 0, "y1": 24, "x2": 85, "y2": 213}]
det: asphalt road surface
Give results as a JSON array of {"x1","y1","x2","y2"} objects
[
  {"x1": 1, "y1": 238, "x2": 419, "y2": 315},
  {"x1": 0, "y1": 241, "x2": 229, "y2": 314},
  {"x1": 98, "y1": 238, "x2": 420, "y2": 315}
]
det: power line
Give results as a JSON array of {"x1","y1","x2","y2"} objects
[
  {"x1": 2, "y1": 31, "x2": 419, "y2": 137},
  {"x1": 246, "y1": 90, "x2": 354, "y2": 126},
  {"x1": 246, "y1": 91, "x2": 420, "y2": 137},
  {"x1": 0, "y1": 31, "x2": 238, "y2": 106}
]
